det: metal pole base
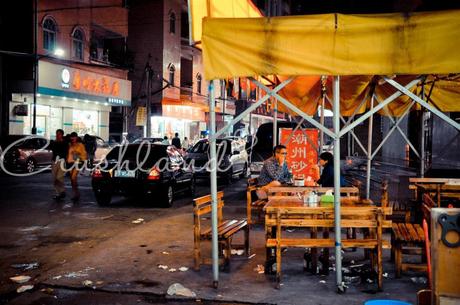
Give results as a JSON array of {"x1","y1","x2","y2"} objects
[{"x1": 337, "y1": 283, "x2": 347, "y2": 294}]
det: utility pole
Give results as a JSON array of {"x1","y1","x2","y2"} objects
[
  {"x1": 31, "y1": 0, "x2": 38, "y2": 135},
  {"x1": 145, "y1": 55, "x2": 152, "y2": 137}
]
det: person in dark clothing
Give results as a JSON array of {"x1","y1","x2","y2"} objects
[
  {"x1": 171, "y1": 132, "x2": 181, "y2": 149},
  {"x1": 50, "y1": 129, "x2": 68, "y2": 200},
  {"x1": 83, "y1": 134, "x2": 97, "y2": 167},
  {"x1": 316, "y1": 151, "x2": 347, "y2": 187}
]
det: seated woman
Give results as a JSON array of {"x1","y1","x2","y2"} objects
[
  {"x1": 315, "y1": 152, "x2": 346, "y2": 187},
  {"x1": 256, "y1": 145, "x2": 291, "y2": 199}
]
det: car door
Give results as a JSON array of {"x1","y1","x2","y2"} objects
[
  {"x1": 29, "y1": 138, "x2": 49, "y2": 165},
  {"x1": 167, "y1": 147, "x2": 190, "y2": 191},
  {"x1": 230, "y1": 140, "x2": 243, "y2": 172},
  {"x1": 95, "y1": 137, "x2": 110, "y2": 161}
]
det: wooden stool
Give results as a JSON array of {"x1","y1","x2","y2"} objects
[{"x1": 392, "y1": 223, "x2": 427, "y2": 278}]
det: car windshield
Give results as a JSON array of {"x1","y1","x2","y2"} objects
[
  {"x1": 106, "y1": 144, "x2": 167, "y2": 168},
  {"x1": 189, "y1": 140, "x2": 231, "y2": 155}
]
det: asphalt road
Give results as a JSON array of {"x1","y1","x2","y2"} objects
[{"x1": 0, "y1": 169, "x2": 248, "y2": 305}]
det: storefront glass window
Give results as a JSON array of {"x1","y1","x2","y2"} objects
[
  {"x1": 50, "y1": 107, "x2": 62, "y2": 139},
  {"x1": 72, "y1": 109, "x2": 98, "y2": 136}
]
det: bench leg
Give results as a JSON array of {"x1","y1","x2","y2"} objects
[
  {"x1": 244, "y1": 226, "x2": 250, "y2": 256},
  {"x1": 395, "y1": 243, "x2": 402, "y2": 278},
  {"x1": 194, "y1": 239, "x2": 201, "y2": 271},
  {"x1": 311, "y1": 227, "x2": 318, "y2": 274},
  {"x1": 276, "y1": 243, "x2": 282, "y2": 289},
  {"x1": 224, "y1": 238, "x2": 231, "y2": 272}
]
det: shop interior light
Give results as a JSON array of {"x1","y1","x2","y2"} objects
[
  {"x1": 95, "y1": 102, "x2": 99, "y2": 105},
  {"x1": 104, "y1": 102, "x2": 108, "y2": 106},
  {"x1": 53, "y1": 48, "x2": 65, "y2": 57},
  {"x1": 36, "y1": 94, "x2": 41, "y2": 97},
  {"x1": 50, "y1": 96, "x2": 54, "y2": 99},
  {"x1": 62, "y1": 96, "x2": 67, "y2": 100},
  {"x1": 84, "y1": 100, "x2": 89, "y2": 103},
  {"x1": 74, "y1": 98, "x2": 78, "y2": 101}
]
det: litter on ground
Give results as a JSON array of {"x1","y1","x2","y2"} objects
[
  {"x1": 167, "y1": 283, "x2": 196, "y2": 298},
  {"x1": 17, "y1": 285, "x2": 34, "y2": 293},
  {"x1": 10, "y1": 276, "x2": 31, "y2": 284}
]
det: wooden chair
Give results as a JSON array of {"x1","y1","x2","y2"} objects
[
  {"x1": 247, "y1": 178, "x2": 267, "y2": 226},
  {"x1": 193, "y1": 191, "x2": 250, "y2": 271},
  {"x1": 265, "y1": 206, "x2": 392, "y2": 290},
  {"x1": 391, "y1": 194, "x2": 435, "y2": 278}
]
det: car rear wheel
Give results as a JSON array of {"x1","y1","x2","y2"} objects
[
  {"x1": 94, "y1": 189, "x2": 112, "y2": 206},
  {"x1": 225, "y1": 168, "x2": 233, "y2": 184},
  {"x1": 25, "y1": 158, "x2": 36, "y2": 173},
  {"x1": 160, "y1": 184, "x2": 174, "y2": 208},
  {"x1": 239, "y1": 163, "x2": 248, "y2": 179}
]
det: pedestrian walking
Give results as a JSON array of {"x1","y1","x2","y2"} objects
[
  {"x1": 50, "y1": 129, "x2": 68, "y2": 200},
  {"x1": 181, "y1": 136, "x2": 190, "y2": 150},
  {"x1": 83, "y1": 134, "x2": 97, "y2": 168},
  {"x1": 67, "y1": 132, "x2": 87, "y2": 202},
  {"x1": 171, "y1": 132, "x2": 181, "y2": 149}
]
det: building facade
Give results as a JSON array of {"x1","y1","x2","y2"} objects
[
  {"x1": 6, "y1": 0, "x2": 131, "y2": 141},
  {"x1": 127, "y1": 0, "x2": 232, "y2": 143}
]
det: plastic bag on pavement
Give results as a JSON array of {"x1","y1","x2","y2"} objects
[{"x1": 167, "y1": 283, "x2": 196, "y2": 298}]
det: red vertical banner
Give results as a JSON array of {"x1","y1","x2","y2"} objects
[{"x1": 280, "y1": 128, "x2": 319, "y2": 180}]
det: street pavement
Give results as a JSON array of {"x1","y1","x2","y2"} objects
[{"x1": 0, "y1": 169, "x2": 425, "y2": 304}]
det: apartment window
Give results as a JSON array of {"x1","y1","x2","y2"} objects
[
  {"x1": 169, "y1": 11, "x2": 176, "y2": 34},
  {"x1": 196, "y1": 73, "x2": 202, "y2": 94},
  {"x1": 72, "y1": 28, "x2": 84, "y2": 60},
  {"x1": 43, "y1": 17, "x2": 57, "y2": 51},
  {"x1": 168, "y1": 64, "x2": 175, "y2": 86}
]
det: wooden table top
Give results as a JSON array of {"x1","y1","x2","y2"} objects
[{"x1": 264, "y1": 197, "x2": 375, "y2": 212}]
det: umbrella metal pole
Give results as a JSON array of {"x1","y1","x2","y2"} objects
[
  {"x1": 333, "y1": 76, "x2": 344, "y2": 292},
  {"x1": 208, "y1": 80, "x2": 219, "y2": 288},
  {"x1": 420, "y1": 84, "x2": 425, "y2": 178},
  {"x1": 273, "y1": 98, "x2": 278, "y2": 146},
  {"x1": 320, "y1": 95, "x2": 325, "y2": 153},
  {"x1": 366, "y1": 94, "x2": 375, "y2": 200}
]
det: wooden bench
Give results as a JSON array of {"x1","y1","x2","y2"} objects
[
  {"x1": 193, "y1": 191, "x2": 250, "y2": 271},
  {"x1": 391, "y1": 194, "x2": 436, "y2": 278},
  {"x1": 265, "y1": 206, "x2": 392, "y2": 290},
  {"x1": 247, "y1": 178, "x2": 267, "y2": 226}
]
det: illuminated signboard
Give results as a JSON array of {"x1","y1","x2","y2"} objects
[{"x1": 38, "y1": 60, "x2": 131, "y2": 106}]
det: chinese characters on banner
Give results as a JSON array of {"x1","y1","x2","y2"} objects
[
  {"x1": 72, "y1": 71, "x2": 120, "y2": 96},
  {"x1": 280, "y1": 128, "x2": 319, "y2": 180}
]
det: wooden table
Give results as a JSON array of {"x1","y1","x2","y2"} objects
[
  {"x1": 409, "y1": 178, "x2": 460, "y2": 206},
  {"x1": 263, "y1": 197, "x2": 391, "y2": 288}
]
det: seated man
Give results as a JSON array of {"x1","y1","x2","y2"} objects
[{"x1": 256, "y1": 145, "x2": 291, "y2": 199}]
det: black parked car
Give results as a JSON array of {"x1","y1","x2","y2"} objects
[
  {"x1": 1, "y1": 135, "x2": 52, "y2": 173},
  {"x1": 91, "y1": 143, "x2": 195, "y2": 207}
]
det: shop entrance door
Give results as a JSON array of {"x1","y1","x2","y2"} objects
[{"x1": 36, "y1": 116, "x2": 47, "y2": 137}]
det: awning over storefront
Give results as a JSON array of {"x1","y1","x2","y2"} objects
[{"x1": 38, "y1": 60, "x2": 132, "y2": 106}]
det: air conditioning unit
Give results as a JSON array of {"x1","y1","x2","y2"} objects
[{"x1": 13, "y1": 104, "x2": 28, "y2": 116}]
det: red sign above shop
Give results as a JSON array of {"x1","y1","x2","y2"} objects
[
  {"x1": 280, "y1": 128, "x2": 319, "y2": 180},
  {"x1": 38, "y1": 60, "x2": 131, "y2": 106}
]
